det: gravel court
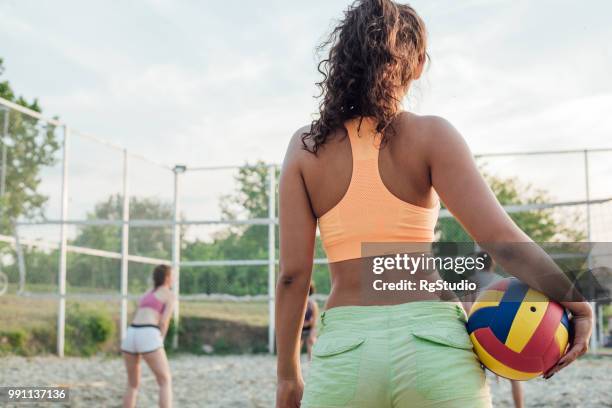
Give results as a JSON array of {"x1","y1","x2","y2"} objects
[{"x1": 0, "y1": 355, "x2": 610, "y2": 407}]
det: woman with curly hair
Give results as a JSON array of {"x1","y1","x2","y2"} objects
[{"x1": 276, "y1": 1, "x2": 592, "y2": 407}]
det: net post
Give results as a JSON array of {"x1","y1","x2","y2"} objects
[
  {"x1": 597, "y1": 304, "x2": 604, "y2": 349},
  {"x1": 0, "y1": 108, "x2": 8, "y2": 200},
  {"x1": 120, "y1": 149, "x2": 130, "y2": 342},
  {"x1": 171, "y1": 165, "x2": 186, "y2": 349},
  {"x1": 57, "y1": 125, "x2": 70, "y2": 357},
  {"x1": 583, "y1": 150, "x2": 598, "y2": 352},
  {"x1": 267, "y1": 164, "x2": 276, "y2": 354},
  {"x1": 13, "y1": 224, "x2": 26, "y2": 294}
]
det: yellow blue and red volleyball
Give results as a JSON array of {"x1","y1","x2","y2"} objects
[{"x1": 467, "y1": 277, "x2": 570, "y2": 380}]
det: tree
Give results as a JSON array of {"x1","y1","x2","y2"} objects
[
  {"x1": 0, "y1": 58, "x2": 60, "y2": 290},
  {"x1": 68, "y1": 194, "x2": 175, "y2": 292},
  {"x1": 181, "y1": 161, "x2": 277, "y2": 295},
  {"x1": 181, "y1": 162, "x2": 334, "y2": 296},
  {"x1": 71, "y1": 194, "x2": 175, "y2": 256},
  {"x1": 0, "y1": 58, "x2": 60, "y2": 234},
  {"x1": 436, "y1": 170, "x2": 585, "y2": 243},
  {"x1": 220, "y1": 163, "x2": 272, "y2": 220}
]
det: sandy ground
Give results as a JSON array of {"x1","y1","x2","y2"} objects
[{"x1": 0, "y1": 355, "x2": 610, "y2": 407}]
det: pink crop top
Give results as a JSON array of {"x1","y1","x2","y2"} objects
[{"x1": 139, "y1": 290, "x2": 165, "y2": 314}]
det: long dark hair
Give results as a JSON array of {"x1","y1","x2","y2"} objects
[{"x1": 302, "y1": 0, "x2": 427, "y2": 154}]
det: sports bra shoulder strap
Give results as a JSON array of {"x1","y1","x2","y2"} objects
[{"x1": 345, "y1": 117, "x2": 382, "y2": 161}]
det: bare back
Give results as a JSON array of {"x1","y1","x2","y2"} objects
[
  {"x1": 295, "y1": 112, "x2": 439, "y2": 307},
  {"x1": 132, "y1": 286, "x2": 173, "y2": 326}
]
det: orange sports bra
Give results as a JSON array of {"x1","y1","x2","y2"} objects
[{"x1": 318, "y1": 117, "x2": 440, "y2": 263}]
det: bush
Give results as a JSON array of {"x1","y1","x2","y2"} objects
[
  {"x1": 163, "y1": 318, "x2": 176, "y2": 352},
  {"x1": 177, "y1": 316, "x2": 267, "y2": 354},
  {"x1": 29, "y1": 326, "x2": 55, "y2": 355},
  {"x1": 0, "y1": 329, "x2": 27, "y2": 354},
  {"x1": 65, "y1": 305, "x2": 114, "y2": 356}
]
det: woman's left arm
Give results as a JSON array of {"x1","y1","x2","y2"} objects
[{"x1": 426, "y1": 116, "x2": 592, "y2": 377}]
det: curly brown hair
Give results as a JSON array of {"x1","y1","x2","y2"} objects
[{"x1": 302, "y1": 0, "x2": 427, "y2": 154}]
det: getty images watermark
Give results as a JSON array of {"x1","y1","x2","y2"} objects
[
  {"x1": 359, "y1": 241, "x2": 610, "y2": 303},
  {"x1": 371, "y1": 252, "x2": 485, "y2": 292}
]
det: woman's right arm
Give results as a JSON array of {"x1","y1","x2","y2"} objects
[
  {"x1": 276, "y1": 131, "x2": 317, "y2": 407},
  {"x1": 159, "y1": 290, "x2": 176, "y2": 338},
  {"x1": 426, "y1": 116, "x2": 592, "y2": 377}
]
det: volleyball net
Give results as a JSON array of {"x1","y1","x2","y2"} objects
[{"x1": 1, "y1": 96, "x2": 611, "y2": 356}]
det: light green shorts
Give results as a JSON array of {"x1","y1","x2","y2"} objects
[{"x1": 301, "y1": 302, "x2": 491, "y2": 408}]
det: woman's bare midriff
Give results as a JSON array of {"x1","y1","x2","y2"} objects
[
  {"x1": 325, "y1": 257, "x2": 448, "y2": 310},
  {"x1": 131, "y1": 308, "x2": 161, "y2": 326}
]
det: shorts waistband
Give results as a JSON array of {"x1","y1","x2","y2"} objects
[
  {"x1": 320, "y1": 301, "x2": 466, "y2": 330},
  {"x1": 130, "y1": 324, "x2": 160, "y2": 329}
]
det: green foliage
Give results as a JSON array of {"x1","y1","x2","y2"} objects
[
  {"x1": 28, "y1": 326, "x2": 55, "y2": 355},
  {"x1": 220, "y1": 161, "x2": 275, "y2": 220},
  {"x1": 64, "y1": 304, "x2": 114, "y2": 356},
  {"x1": 0, "y1": 329, "x2": 27, "y2": 354},
  {"x1": 0, "y1": 325, "x2": 55, "y2": 357},
  {"x1": 436, "y1": 169, "x2": 585, "y2": 243},
  {"x1": 313, "y1": 236, "x2": 331, "y2": 295},
  {"x1": 3, "y1": 246, "x2": 58, "y2": 288},
  {"x1": 212, "y1": 337, "x2": 233, "y2": 354},
  {"x1": 72, "y1": 194, "x2": 175, "y2": 256},
  {"x1": 0, "y1": 58, "x2": 60, "y2": 234},
  {"x1": 176, "y1": 314, "x2": 268, "y2": 354},
  {"x1": 181, "y1": 161, "x2": 276, "y2": 295},
  {"x1": 68, "y1": 194, "x2": 175, "y2": 293},
  {"x1": 0, "y1": 59, "x2": 41, "y2": 110},
  {"x1": 163, "y1": 318, "x2": 176, "y2": 351}
]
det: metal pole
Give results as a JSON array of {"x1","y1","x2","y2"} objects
[
  {"x1": 14, "y1": 226, "x2": 26, "y2": 294},
  {"x1": 120, "y1": 149, "x2": 130, "y2": 341},
  {"x1": 583, "y1": 150, "x2": 598, "y2": 352},
  {"x1": 171, "y1": 165, "x2": 185, "y2": 349},
  {"x1": 13, "y1": 225, "x2": 26, "y2": 295},
  {"x1": 0, "y1": 108, "x2": 8, "y2": 201},
  {"x1": 597, "y1": 304, "x2": 604, "y2": 348},
  {"x1": 57, "y1": 125, "x2": 70, "y2": 357},
  {"x1": 584, "y1": 151, "x2": 592, "y2": 242},
  {"x1": 0, "y1": 108, "x2": 8, "y2": 251},
  {"x1": 267, "y1": 165, "x2": 276, "y2": 354}
]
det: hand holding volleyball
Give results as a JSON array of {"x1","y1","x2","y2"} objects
[{"x1": 467, "y1": 278, "x2": 592, "y2": 380}]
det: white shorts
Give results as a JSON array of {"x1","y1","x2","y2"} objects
[{"x1": 121, "y1": 325, "x2": 163, "y2": 354}]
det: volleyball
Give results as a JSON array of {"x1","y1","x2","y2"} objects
[{"x1": 467, "y1": 278, "x2": 570, "y2": 380}]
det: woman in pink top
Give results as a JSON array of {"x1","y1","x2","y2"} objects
[{"x1": 121, "y1": 264, "x2": 176, "y2": 408}]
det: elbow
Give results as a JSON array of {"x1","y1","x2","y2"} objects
[
  {"x1": 277, "y1": 266, "x2": 311, "y2": 289},
  {"x1": 490, "y1": 244, "x2": 521, "y2": 265},
  {"x1": 480, "y1": 239, "x2": 530, "y2": 266}
]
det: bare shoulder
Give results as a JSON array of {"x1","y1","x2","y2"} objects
[
  {"x1": 289, "y1": 124, "x2": 311, "y2": 144},
  {"x1": 394, "y1": 112, "x2": 468, "y2": 157},
  {"x1": 283, "y1": 124, "x2": 316, "y2": 169},
  {"x1": 395, "y1": 112, "x2": 460, "y2": 140},
  {"x1": 157, "y1": 286, "x2": 176, "y2": 302}
]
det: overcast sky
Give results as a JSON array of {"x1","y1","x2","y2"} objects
[{"x1": 1, "y1": 0, "x2": 612, "y2": 226}]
